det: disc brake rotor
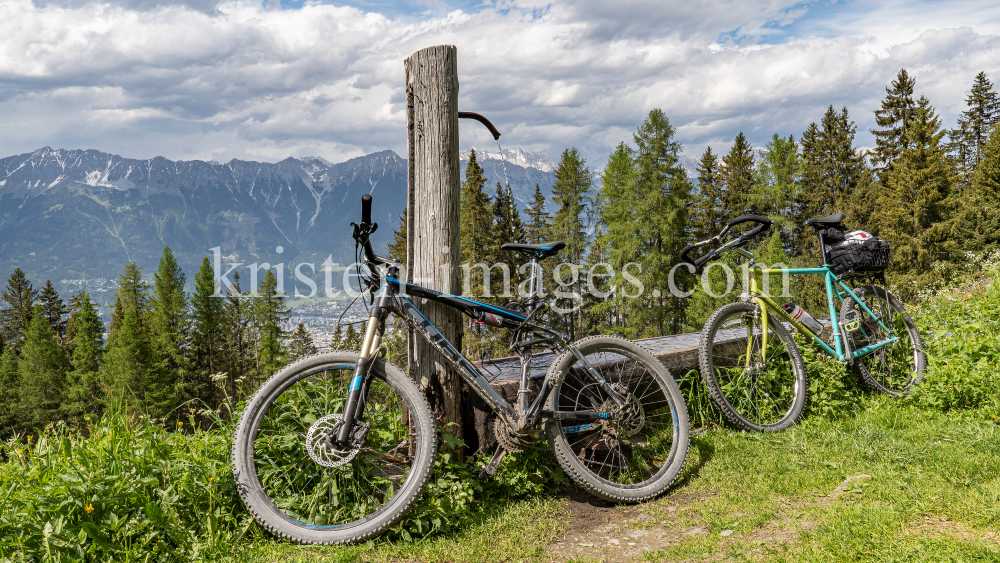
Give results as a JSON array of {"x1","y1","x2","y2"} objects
[
  {"x1": 601, "y1": 385, "x2": 646, "y2": 438},
  {"x1": 306, "y1": 414, "x2": 360, "y2": 468}
]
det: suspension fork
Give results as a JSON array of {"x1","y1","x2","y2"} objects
[{"x1": 336, "y1": 286, "x2": 391, "y2": 445}]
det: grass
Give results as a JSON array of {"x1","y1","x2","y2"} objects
[{"x1": 5, "y1": 268, "x2": 1000, "y2": 562}]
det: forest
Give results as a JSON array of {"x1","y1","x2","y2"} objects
[{"x1": 2, "y1": 67, "x2": 999, "y2": 437}]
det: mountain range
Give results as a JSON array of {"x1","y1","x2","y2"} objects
[{"x1": 0, "y1": 147, "x2": 558, "y2": 296}]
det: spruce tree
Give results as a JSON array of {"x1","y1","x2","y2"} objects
[
  {"x1": 548, "y1": 147, "x2": 593, "y2": 338},
  {"x1": 222, "y1": 271, "x2": 252, "y2": 398},
  {"x1": 344, "y1": 323, "x2": 359, "y2": 350},
  {"x1": 109, "y1": 263, "x2": 149, "y2": 332},
  {"x1": 252, "y1": 269, "x2": 289, "y2": 376},
  {"x1": 690, "y1": 146, "x2": 725, "y2": 241},
  {"x1": 330, "y1": 323, "x2": 343, "y2": 350},
  {"x1": 871, "y1": 69, "x2": 917, "y2": 175},
  {"x1": 148, "y1": 247, "x2": 189, "y2": 413},
  {"x1": 460, "y1": 149, "x2": 494, "y2": 299},
  {"x1": 877, "y1": 96, "x2": 957, "y2": 293},
  {"x1": 0, "y1": 268, "x2": 37, "y2": 353},
  {"x1": 0, "y1": 347, "x2": 20, "y2": 433},
  {"x1": 18, "y1": 305, "x2": 69, "y2": 429},
  {"x1": 969, "y1": 124, "x2": 1000, "y2": 248},
  {"x1": 190, "y1": 256, "x2": 224, "y2": 406},
  {"x1": 491, "y1": 181, "x2": 524, "y2": 286},
  {"x1": 387, "y1": 209, "x2": 408, "y2": 263},
  {"x1": 289, "y1": 322, "x2": 318, "y2": 360},
  {"x1": 953, "y1": 72, "x2": 1000, "y2": 184},
  {"x1": 38, "y1": 280, "x2": 69, "y2": 349},
  {"x1": 523, "y1": 184, "x2": 551, "y2": 244},
  {"x1": 722, "y1": 132, "x2": 755, "y2": 216},
  {"x1": 64, "y1": 292, "x2": 103, "y2": 419},
  {"x1": 100, "y1": 303, "x2": 161, "y2": 416}
]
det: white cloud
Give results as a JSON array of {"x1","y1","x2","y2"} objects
[{"x1": 0, "y1": 0, "x2": 998, "y2": 166}]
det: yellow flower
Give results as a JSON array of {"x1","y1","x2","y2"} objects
[
  {"x1": 85, "y1": 503, "x2": 94, "y2": 514},
  {"x1": 209, "y1": 477, "x2": 215, "y2": 483},
  {"x1": 177, "y1": 421, "x2": 183, "y2": 426},
  {"x1": 16, "y1": 449, "x2": 22, "y2": 455},
  {"x1": 26, "y1": 435, "x2": 32, "y2": 441}
]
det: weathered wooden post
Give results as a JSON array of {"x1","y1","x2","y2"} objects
[{"x1": 405, "y1": 45, "x2": 465, "y2": 447}]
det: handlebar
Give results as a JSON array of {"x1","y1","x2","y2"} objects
[
  {"x1": 680, "y1": 215, "x2": 773, "y2": 273},
  {"x1": 361, "y1": 194, "x2": 372, "y2": 224},
  {"x1": 352, "y1": 195, "x2": 394, "y2": 267}
]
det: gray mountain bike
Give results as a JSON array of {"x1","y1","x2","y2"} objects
[{"x1": 231, "y1": 195, "x2": 691, "y2": 544}]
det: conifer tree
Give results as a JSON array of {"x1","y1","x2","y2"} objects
[
  {"x1": 18, "y1": 305, "x2": 69, "y2": 429},
  {"x1": 690, "y1": 146, "x2": 725, "y2": 241},
  {"x1": 549, "y1": 147, "x2": 593, "y2": 338},
  {"x1": 190, "y1": 257, "x2": 224, "y2": 406},
  {"x1": 222, "y1": 271, "x2": 253, "y2": 398},
  {"x1": 871, "y1": 69, "x2": 917, "y2": 175},
  {"x1": 330, "y1": 323, "x2": 343, "y2": 350},
  {"x1": 38, "y1": 280, "x2": 69, "y2": 349},
  {"x1": 969, "y1": 124, "x2": 1000, "y2": 249},
  {"x1": 0, "y1": 347, "x2": 19, "y2": 433},
  {"x1": 289, "y1": 322, "x2": 318, "y2": 360},
  {"x1": 344, "y1": 323, "x2": 360, "y2": 350},
  {"x1": 252, "y1": 269, "x2": 289, "y2": 376},
  {"x1": 1, "y1": 268, "x2": 37, "y2": 353},
  {"x1": 64, "y1": 292, "x2": 103, "y2": 418},
  {"x1": 387, "y1": 209, "x2": 408, "y2": 263},
  {"x1": 100, "y1": 303, "x2": 161, "y2": 416},
  {"x1": 751, "y1": 134, "x2": 800, "y2": 231},
  {"x1": 721, "y1": 132, "x2": 755, "y2": 216},
  {"x1": 952, "y1": 72, "x2": 1000, "y2": 184},
  {"x1": 491, "y1": 181, "x2": 524, "y2": 287},
  {"x1": 148, "y1": 247, "x2": 189, "y2": 410},
  {"x1": 109, "y1": 263, "x2": 149, "y2": 332},
  {"x1": 597, "y1": 142, "x2": 637, "y2": 334},
  {"x1": 460, "y1": 149, "x2": 494, "y2": 299},
  {"x1": 877, "y1": 96, "x2": 957, "y2": 293},
  {"x1": 523, "y1": 184, "x2": 551, "y2": 244}
]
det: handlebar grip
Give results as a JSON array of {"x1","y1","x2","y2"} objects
[
  {"x1": 725, "y1": 214, "x2": 772, "y2": 229},
  {"x1": 361, "y1": 194, "x2": 372, "y2": 224},
  {"x1": 680, "y1": 243, "x2": 697, "y2": 266},
  {"x1": 743, "y1": 222, "x2": 770, "y2": 239}
]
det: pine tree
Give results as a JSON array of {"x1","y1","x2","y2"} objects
[
  {"x1": 0, "y1": 347, "x2": 19, "y2": 433},
  {"x1": 690, "y1": 146, "x2": 726, "y2": 241},
  {"x1": 330, "y1": 323, "x2": 343, "y2": 350},
  {"x1": 387, "y1": 209, "x2": 408, "y2": 263},
  {"x1": 38, "y1": 280, "x2": 69, "y2": 349},
  {"x1": 148, "y1": 247, "x2": 189, "y2": 413},
  {"x1": 252, "y1": 269, "x2": 289, "y2": 376},
  {"x1": 1, "y1": 268, "x2": 37, "y2": 353},
  {"x1": 871, "y1": 69, "x2": 917, "y2": 175},
  {"x1": 523, "y1": 184, "x2": 551, "y2": 244},
  {"x1": 877, "y1": 96, "x2": 958, "y2": 293},
  {"x1": 722, "y1": 132, "x2": 755, "y2": 216},
  {"x1": 952, "y1": 72, "x2": 1000, "y2": 185},
  {"x1": 18, "y1": 305, "x2": 69, "y2": 429},
  {"x1": 289, "y1": 322, "x2": 318, "y2": 360},
  {"x1": 64, "y1": 292, "x2": 103, "y2": 419},
  {"x1": 190, "y1": 257, "x2": 224, "y2": 402},
  {"x1": 548, "y1": 147, "x2": 593, "y2": 339},
  {"x1": 344, "y1": 323, "x2": 360, "y2": 350}
]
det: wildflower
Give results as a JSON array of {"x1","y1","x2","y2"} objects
[
  {"x1": 177, "y1": 421, "x2": 183, "y2": 427},
  {"x1": 26, "y1": 435, "x2": 32, "y2": 441},
  {"x1": 16, "y1": 449, "x2": 22, "y2": 455},
  {"x1": 85, "y1": 503, "x2": 94, "y2": 514}
]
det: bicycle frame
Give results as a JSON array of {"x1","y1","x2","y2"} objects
[
  {"x1": 335, "y1": 262, "x2": 626, "y2": 445},
  {"x1": 746, "y1": 266, "x2": 897, "y2": 363}
]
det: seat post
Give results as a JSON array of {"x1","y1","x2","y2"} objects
[{"x1": 528, "y1": 257, "x2": 541, "y2": 305}]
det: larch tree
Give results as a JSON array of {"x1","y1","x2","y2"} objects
[
  {"x1": 548, "y1": 147, "x2": 593, "y2": 339},
  {"x1": 751, "y1": 134, "x2": 800, "y2": 233},
  {"x1": 596, "y1": 142, "x2": 637, "y2": 335}
]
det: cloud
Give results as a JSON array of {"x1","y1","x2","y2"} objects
[{"x1": 0, "y1": 0, "x2": 998, "y2": 166}]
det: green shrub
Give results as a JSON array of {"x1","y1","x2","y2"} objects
[{"x1": 796, "y1": 332, "x2": 863, "y2": 419}]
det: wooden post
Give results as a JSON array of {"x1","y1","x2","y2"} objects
[{"x1": 405, "y1": 45, "x2": 465, "y2": 448}]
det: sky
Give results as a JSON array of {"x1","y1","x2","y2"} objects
[{"x1": 2, "y1": 0, "x2": 1000, "y2": 167}]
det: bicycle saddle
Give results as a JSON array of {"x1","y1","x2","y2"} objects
[
  {"x1": 803, "y1": 212, "x2": 845, "y2": 227},
  {"x1": 500, "y1": 241, "x2": 566, "y2": 259}
]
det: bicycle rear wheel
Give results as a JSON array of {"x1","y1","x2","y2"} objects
[
  {"x1": 232, "y1": 352, "x2": 436, "y2": 544},
  {"x1": 840, "y1": 285, "x2": 925, "y2": 395},
  {"x1": 699, "y1": 301, "x2": 807, "y2": 432},
  {"x1": 544, "y1": 336, "x2": 690, "y2": 503}
]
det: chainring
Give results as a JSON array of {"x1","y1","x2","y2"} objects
[
  {"x1": 494, "y1": 421, "x2": 530, "y2": 453},
  {"x1": 306, "y1": 414, "x2": 360, "y2": 468}
]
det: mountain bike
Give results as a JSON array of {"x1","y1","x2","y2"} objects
[
  {"x1": 232, "y1": 195, "x2": 691, "y2": 544},
  {"x1": 680, "y1": 213, "x2": 925, "y2": 433}
]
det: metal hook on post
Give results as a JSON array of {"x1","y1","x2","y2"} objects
[{"x1": 458, "y1": 112, "x2": 502, "y2": 140}]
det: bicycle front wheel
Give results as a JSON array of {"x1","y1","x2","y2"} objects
[
  {"x1": 232, "y1": 352, "x2": 436, "y2": 544},
  {"x1": 699, "y1": 301, "x2": 807, "y2": 432},
  {"x1": 841, "y1": 285, "x2": 925, "y2": 395},
  {"x1": 544, "y1": 336, "x2": 690, "y2": 503}
]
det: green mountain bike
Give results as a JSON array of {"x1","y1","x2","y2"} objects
[{"x1": 680, "y1": 213, "x2": 926, "y2": 432}]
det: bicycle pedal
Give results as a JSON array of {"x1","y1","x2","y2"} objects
[{"x1": 478, "y1": 445, "x2": 507, "y2": 481}]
